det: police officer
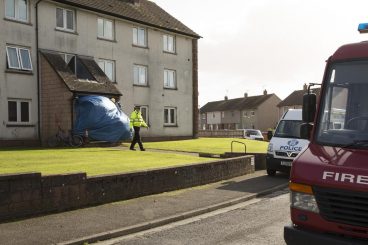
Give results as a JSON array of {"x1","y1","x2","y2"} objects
[{"x1": 129, "y1": 106, "x2": 148, "y2": 151}]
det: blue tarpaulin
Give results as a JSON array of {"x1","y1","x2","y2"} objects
[{"x1": 74, "y1": 95, "x2": 131, "y2": 142}]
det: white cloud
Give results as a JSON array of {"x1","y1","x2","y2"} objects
[{"x1": 153, "y1": 0, "x2": 368, "y2": 106}]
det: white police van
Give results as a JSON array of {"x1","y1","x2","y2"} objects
[{"x1": 266, "y1": 109, "x2": 309, "y2": 176}]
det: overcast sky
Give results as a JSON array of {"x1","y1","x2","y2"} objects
[{"x1": 153, "y1": 0, "x2": 368, "y2": 107}]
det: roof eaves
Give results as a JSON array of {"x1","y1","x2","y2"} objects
[{"x1": 50, "y1": 0, "x2": 201, "y2": 39}]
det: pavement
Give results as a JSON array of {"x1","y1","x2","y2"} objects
[{"x1": 0, "y1": 170, "x2": 289, "y2": 245}]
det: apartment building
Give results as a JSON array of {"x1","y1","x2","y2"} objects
[
  {"x1": 0, "y1": 0, "x2": 200, "y2": 145},
  {"x1": 200, "y1": 90, "x2": 281, "y2": 131}
]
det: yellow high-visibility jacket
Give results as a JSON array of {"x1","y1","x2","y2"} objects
[{"x1": 130, "y1": 110, "x2": 148, "y2": 128}]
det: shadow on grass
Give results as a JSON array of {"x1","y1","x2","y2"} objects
[{"x1": 217, "y1": 172, "x2": 289, "y2": 194}]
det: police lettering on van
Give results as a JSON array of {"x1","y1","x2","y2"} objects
[{"x1": 279, "y1": 139, "x2": 303, "y2": 152}]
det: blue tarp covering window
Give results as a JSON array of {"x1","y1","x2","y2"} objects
[{"x1": 74, "y1": 95, "x2": 131, "y2": 142}]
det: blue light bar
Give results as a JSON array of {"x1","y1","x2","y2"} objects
[{"x1": 358, "y1": 23, "x2": 368, "y2": 33}]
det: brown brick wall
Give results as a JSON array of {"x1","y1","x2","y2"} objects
[{"x1": 40, "y1": 55, "x2": 73, "y2": 145}]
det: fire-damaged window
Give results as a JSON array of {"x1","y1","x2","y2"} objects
[
  {"x1": 75, "y1": 58, "x2": 94, "y2": 81},
  {"x1": 59, "y1": 53, "x2": 95, "y2": 80},
  {"x1": 60, "y1": 53, "x2": 76, "y2": 73}
]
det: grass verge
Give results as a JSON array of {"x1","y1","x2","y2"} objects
[
  {"x1": 0, "y1": 147, "x2": 212, "y2": 176},
  {"x1": 141, "y1": 137, "x2": 268, "y2": 154}
]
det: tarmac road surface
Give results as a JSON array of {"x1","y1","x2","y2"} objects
[
  {"x1": 0, "y1": 171, "x2": 288, "y2": 245},
  {"x1": 97, "y1": 189, "x2": 290, "y2": 245}
]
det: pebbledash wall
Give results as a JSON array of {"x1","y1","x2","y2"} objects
[
  {"x1": 37, "y1": 1, "x2": 197, "y2": 139},
  {"x1": 0, "y1": 155, "x2": 254, "y2": 222},
  {"x1": 0, "y1": 0, "x2": 199, "y2": 146}
]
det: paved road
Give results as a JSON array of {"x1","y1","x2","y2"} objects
[{"x1": 98, "y1": 189, "x2": 290, "y2": 245}]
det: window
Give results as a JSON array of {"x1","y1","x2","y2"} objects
[
  {"x1": 163, "y1": 34, "x2": 175, "y2": 53},
  {"x1": 164, "y1": 107, "x2": 176, "y2": 125},
  {"x1": 221, "y1": 112, "x2": 225, "y2": 118},
  {"x1": 97, "y1": 18, "x2": 113, "y2": 40},
  {"x1": 133, "y1": 65, "x2": 147, "y2": 85},
  {"x1": 56, "y1": 7, "x2": 75, "y2": 31},
  {"x1": 202, "y1": 114, "x2": 206, "y2": 120},
  {"x1": 6, "y1": 46, "x2": 32, "y2": 71},
  {"x1": 133, "y1": 27, "x2": 146, "y2": 47},
  {"x1": 243, "y1": 111, "x2": 248, "y2": 117},
  {"x1": 8, "y1": 99, "x2": 30, "y2": 123},
  {"x1": 164, "y1": 69, "x2": 176, "y2": 89},
  {"x1": 5, "y1": 0, "x2": 28, "y2": 22},
  {"x1": 98, "y1": 59, "x2": 115, "y2": 82},
  {"x1": 139, "y1": 105, "x2": 149, "y2": 124},
  {"x1": 251, "y1": 111, "x2": 255, "y2": 116},
  {"x1": 60, "y1": 53, "x2": 76, "y2": 73}
]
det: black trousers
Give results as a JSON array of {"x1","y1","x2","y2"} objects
[{"x1": 130, "y1": 126, "x2": 144, "y2": 150}]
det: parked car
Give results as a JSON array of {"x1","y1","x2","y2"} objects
[{"x1": 243, "y1": 129, "x2": 264, "y2": 141}]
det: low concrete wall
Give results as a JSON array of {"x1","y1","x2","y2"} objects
[
  {"x1": 222, "y1": 153, "x2": 266, "y2": 171},
  {"x1": 198, "y1": 130, "x2": 243, "y2": 138},
  {"x1": 0, "y1": 156, "x2": 254, "y2": 222},
  {"x1": 200, "y1": 152, "x2": 266, "y2": 171}
]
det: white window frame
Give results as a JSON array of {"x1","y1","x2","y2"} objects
[
  {"x1": 97, "y1": 59, "x2": 115, "y2": 82},
  {"x1": 7, "y1": 99, "x2": 31, "y2": 123},
  {"x1": 251, "y1": 111, "x2": 255, "y2": 116},
  {"x1": 133, "y1": 27, "x2": 147, "y2": 47},
  {"x1": 164, "y1": 107, "x2": 177, "y2": 126},
  {"x1": 133, "y1": 65, "x2": 148, "y2": 86},
  {"x1": 5, "y1": 0, "x2": 28, "y2": 22},
  {"x1": 221, "y1": 112, "x2": 225, "y2": 118},
  {"x1": 97, "y1": 17, "x2": 114, "y2": 40},
  {"x1": 56, "y1": 7, "x2": 75, "y2": 32},
  {"x1": 164, "y1": 69, "x2": 176, "y2": 89},
  {"x1": 163, "y1": 34, "x2": 175, "y2": 53},
  {"x1": 6, "y1": 45, "x2": 32, "y2": 71},
  {"x1": 139, "y1": 105, "x2": 149, "y2": 125}
]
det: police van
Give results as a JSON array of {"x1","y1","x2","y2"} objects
[{"x1": 266, "y1": 109, "x2": 309, "y2": 176}]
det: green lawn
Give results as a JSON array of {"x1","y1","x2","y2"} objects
[
  {"x1": 0, "y1": 147, "x2": 212, "y2": 176},
  {"x1": 0, "y1": 138, "x2": 267, "y2": 176},
  {"x1": 142, "y1": 137, "x2": 268, "y2": 155}
]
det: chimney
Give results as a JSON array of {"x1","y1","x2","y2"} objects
[
  {"x1": 303, "y1": 83, "x2": 308, "y2": 92},
  {"x1": 244, "y1": 93, "x2": 248, "y2": 98},
  {"x1": 263, "y1": 89, "x2": 267, "y2": 95},
  {"x1": 224, "y1": 96, "x2": 228, "y2": 101}
]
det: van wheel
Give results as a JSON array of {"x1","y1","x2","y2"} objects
[{"x1": 267, "y1": 169, "x2": 276, "y2": 176}]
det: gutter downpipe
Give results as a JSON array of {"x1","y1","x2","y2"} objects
[
  {"x1": 192, "y1": 38, "x2": 199, "y2": 139},
  {"x1": 35, "y1": 0, "x2": 43, "y2": 145}
]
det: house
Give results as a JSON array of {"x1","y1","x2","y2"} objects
[
  {"x1": 200, "y1": 90, "x2": 281, "y2": 131},
  {"x1": 1, "y1": 0, "x2": 200, "y2": 146},
  {"x1": 277, "y1": 84, "x2": 321, "y2": 118}
]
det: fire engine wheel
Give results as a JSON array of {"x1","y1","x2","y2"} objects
[{"x1": 267, "y1": 169, "x2": 276, "y2": 176}]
